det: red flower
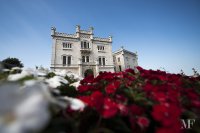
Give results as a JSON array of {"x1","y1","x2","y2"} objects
[
  {"x1": 117, "y1": 103, "x2": 129, "y2": 116},
  {"x1": 151, "y1": 103, "x2": 181, "y2": 127},
  {"x1": 105, "y1": 80, "x2": 120, "y2": 94},
  {"x1": 115, "y1": 94, "x2": 127, "y2": 103},
  {"x1": 137, "y1": 116, "x2": 149, "y2": 128},
  {"x1": 90, "y1": 91, "x2": 104, "y2": 110},
  {"x1": 78, "y1": 85, "x2": 91, "y2": 92},
  {"x1": 129, "y1": 116, "x2": 137, "y2": 130},
  {"x1": 80, "y1": 75, "x2": 94, "y2": 84},
  {"x1": 191, "y1": 100, "x2": 200, "y2": 108},
  {"x1": 100, "y1": 97, "x2": 118, "y2": 118},
  {"x1": 78, "y1": 96, "x2": 91, "y2": 105},
  {"x1": 136, "y1": 66, "x2": 144, "y2": 71},
  {"x1": 153, "y1": 92, "x2": 167, "y2": 103},
  {"x1": 129, "y1": 104, "x2": 144, "y2": 116},
  {"x1": 79, "y1": 91, "x2": 104, "y2": 111},
  {"x1": 125, "y1": 68, "x2": 135, "y2": 75}
]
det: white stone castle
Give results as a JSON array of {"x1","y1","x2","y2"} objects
[{"x1": 51, "y1": 25, "x2": 138, "y2": 77}]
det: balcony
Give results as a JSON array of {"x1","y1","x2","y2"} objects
[
  {"x1": 80, "y1": 48, "x2": 91, "y2": 53},
  {"x1": 81, "y1": 62, "x2": 96, "y2": 66}
]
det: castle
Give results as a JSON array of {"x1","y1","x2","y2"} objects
[{"x1": 50, "y1": 25, "x2": 138, "y2": 77}]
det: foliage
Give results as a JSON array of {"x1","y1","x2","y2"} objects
[
  {"x1": 43, "y1": 67, "x2": 200, "y2": 133},
  {"x1": 1, "y1": 57, "x2": 23, "y2": 69},
  {"x1": 64, "y1": 75, "x2": 78, "y2": 84},
  {"x1": 46, "y1": 72, "x2": 56, "y2": 79},
  {"x1": 9, "y1": 68, "x2": 22, "y2": 74},
  {"x1": 18, "y1": 75, "x2": 34, "y2": 83},
  {"x1": 0, "y1": 72, "x2": 9, "y2": 81},
  {"x1": 56, "y1": 84, "x2": 77, "y2": 97}
]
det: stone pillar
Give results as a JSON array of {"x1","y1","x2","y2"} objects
[
  {"x1": 135, "y1": 51, "x2": 138, "y2": 66},
  {"x1": 95, "y1": 59, "x2": 99, "y2": 77},
  {"x1": 78, "y1": 58, "x2": 82, "y2": 77}
]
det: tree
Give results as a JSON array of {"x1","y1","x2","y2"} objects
[{"x1": 1, "y1": 57, "x2": 23, "y2": 69}]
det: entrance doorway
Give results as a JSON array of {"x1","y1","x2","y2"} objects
[{"x1": 84, "y1": 69, "x2": 94, "y2": 78}]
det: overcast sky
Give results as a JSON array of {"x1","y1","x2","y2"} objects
[{"x1": 0, "y1": 0, "x2": 199, "y2": 75}]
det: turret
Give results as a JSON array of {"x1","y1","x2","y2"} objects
[
  {"x1": 109, "y1": 35, "x2": 112, "y2": 42},
  {"x1": 51, "y1": 27, "x2": 56, "y2": 36},
  {"x1": 89, "y1": 27, "x2": 94, "y2": 39},
  {"x1": 76, "y1": 25, "x2": 80, "y2": 38},
  {"x1": 89, "y1": 27, "x2": 94, "y2": 34}
]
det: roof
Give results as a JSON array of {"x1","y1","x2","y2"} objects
[{"x1": 113, "y1": 48, "x2": 137, "y2": 56}]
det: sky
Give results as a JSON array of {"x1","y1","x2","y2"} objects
[{"x1": 0, "y1": 0, "x2": 199, "y2": 75}]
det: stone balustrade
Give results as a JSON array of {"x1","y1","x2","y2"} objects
[
  {"x1": 55, "y1": 32, "x2": 77, "y2": 38},
  {"x1": 93, "y1": 37, "x2": 111, "y2": 42}
]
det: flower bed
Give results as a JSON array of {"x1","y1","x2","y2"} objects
[
  {"x1": 1, "y1": 67, "x2": 200, "y2": 133},
  {"x1": 57, "y1": 67, "x2": 200, "y2": 133}
]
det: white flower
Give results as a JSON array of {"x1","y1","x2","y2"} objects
[
  {"x1": 7, "y1": 70, "x2": 30, "y2": 81},
  {"x1": 45, "y1": 76, "x2": 68, "y2": 88},
  {"x1": 0, "y1": 82, "x2": 51, "y2": 133},
  {"x1": 59, "y1": 96, "x2": 85, "y2": 111}
]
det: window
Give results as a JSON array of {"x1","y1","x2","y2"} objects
[
  {"x1": 99, "y1": 57, "x2": 102, "y2": 65},
  {"x1": 126, "y1": 57, "x2": 129, "y2": 61},
  {"x1": 86, "y1": 56, "x2": 89, "y2": 62},
  {"x1": 119, "y1": 65, "x2": 122, "y2": 71},
  {"x1": 81, "y1": 41, "x2": 90, "y2": 49},
  {"x1": 98, "y1": 57, "x2": 106, "y2": 66},
  {"x1": 63, "y1": 42, "x2": 72, "y2": 48},
  {"x1": 102, "y1": 57, "x2": 105, "y2": 65},
  {"x1": 118, "y1": 57, "x2": 120, "y2": 62},
  {"x1": 97, "y1": 45, "x2": 105, "y2": 51},
  {"x1": 87, "y1": 42, "x2": 89, "y2": 49},
  {"x1": 67, "y1": 56, "x2": 71, "y2": 65},
  {"x1": 63, "y1": 55, "x2": 72, "y2": 65},
  {"x1": 84, "y1": 42, "x2": 86, "y2": 48},
  {"x1": 63, "y1": 56, "x2": 66, "y2": 65},
  {"x1": 82, "y1": 56, "x2": 89, "y2": 63},
  {"x1": 82, "y1": 56, "x2": 85, "y2": 63},
  {"x1": 81, "y1": 42, "x2": 83, "y2": 48}
]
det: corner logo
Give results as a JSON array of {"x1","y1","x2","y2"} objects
[{"x1": 181, "y1": 119, "x2": 195, "y2": 129}]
